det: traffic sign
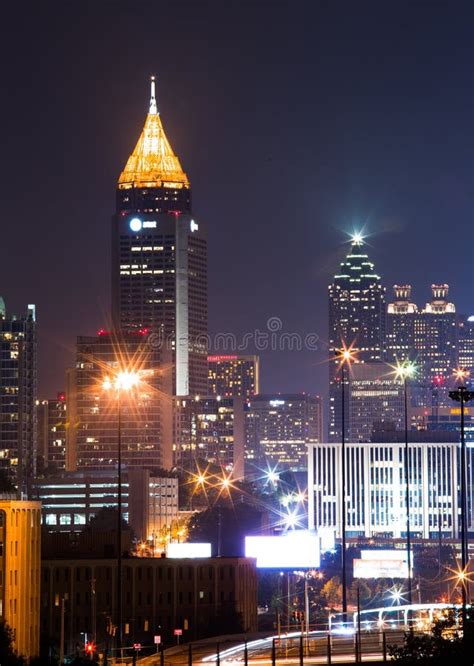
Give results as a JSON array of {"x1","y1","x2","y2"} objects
[
  {"x1": 154, "y1": 635, "x2": 161, "y2": 644},
  {"x1": 174, "y1": 629, "x2": 183, "y2": 636},
  {"x1": 133, "y1": 643, "x2": 141, "y2": 650}
]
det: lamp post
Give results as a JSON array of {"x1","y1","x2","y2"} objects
[
  {"x1": 449, "y1": 369, "x2": 474, "y2": 635},
  {"x1": 391, "y1": 360, "x2": 416, "y2": 615},
  {"x1": 103, "y1": 370, "x2": 140, "y2": 653},
  {"x1": 337, "y1": 345, "x2": 356, "y2": 623}
]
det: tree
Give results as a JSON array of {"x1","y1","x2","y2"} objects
[
  {"x1": 0, "y1": 620, "x2": 23, "y2": 665},
  {"x1": 187, "y1": 502, "x2": 263, "y2": 556},
  {"x1": 390, "y1": 610, "x2": 473, "y2": 664},
  {"x1": 322, "y1": 576, "x2": 342, "y2": 609},
  {"x1": 82, "y1": 507, "x2": 130, "y2": 533}
]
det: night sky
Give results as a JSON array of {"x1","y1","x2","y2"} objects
[{"x1": 1, "y1": 1, "x2": 473, "y2": 402}]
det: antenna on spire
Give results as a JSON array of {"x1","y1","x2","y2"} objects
[{"x1": 149, "y1": 75, "x2": 158, "y2": 114}]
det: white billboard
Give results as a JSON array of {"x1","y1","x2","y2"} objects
[
  {"x1": 167, "y1": 542, "x2": 212, "y2": 558},
  {"x1": 353, "y1": 549, "x2": 411, "y2": 579},
  {"x1": 245, "y1": 531, "x2": 320, "y2": 569}
]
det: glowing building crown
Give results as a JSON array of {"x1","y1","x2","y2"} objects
[{"x1": 118, "y1": 76, "x2": 190, "y2": 190}]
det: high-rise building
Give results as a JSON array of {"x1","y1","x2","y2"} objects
[
  {"x1": 328, "y1": 236, "x2": 385, "y2": 441},
  {"x1": 386, "y1": 284, "x2": 458, "y2": 408},
  {"x1": 175, "y1": 396, "x2": 246, "y2": 478},
  {"x1": 66, "y1": 331, "x2": 172, "y2": 471},
  {"x1": 347, "y1": 363, "x2": 405, "y2": 442},
  {"x1": 245, "y1": 394, "x2": 323, "y2": 472},
  {"x1": 0, "y1": 299, "x2": 37, "y2": 493},
  {"x1": 0, "y1": 499, "x2": 41, "y2": 658},
  {"x1": 111, "y1": 78, "x2": 207, "y2": 396},
  {"x1": 207, "y1": 354, "x2": 260, "y2": 398},
  {"x1": 37, "y1": 392, "x2": 67, "y2": 471},
  {"x1": 458, "y1": 315, "x2": 474, "y2": 380}
]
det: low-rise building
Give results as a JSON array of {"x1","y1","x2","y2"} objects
[{"x1": 41, "y1": 556, "x2": 257, "y2": 649}]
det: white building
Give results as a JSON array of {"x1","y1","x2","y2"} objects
[{"x1": 308, "y1": 441, "x2": 471, "y2": 539}]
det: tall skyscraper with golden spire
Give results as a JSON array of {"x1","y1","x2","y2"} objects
[{"x1": 112, "y1": 77, "x2": 208, "y2": 396}]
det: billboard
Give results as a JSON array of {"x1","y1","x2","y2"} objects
[
  {"x1": 245, "y1": 531, "x2": 320, "y2": 569},
  {"x1": 353, "y1": 549, "x2": 411, "y2": 579},
  {"x1": 167, "y1": 542, "x2": 212, "y2": 558}
]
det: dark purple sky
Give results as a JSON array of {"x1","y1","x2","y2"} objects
[{"x1": 1, "y1": 1, "x2": 473, "y2": 400}]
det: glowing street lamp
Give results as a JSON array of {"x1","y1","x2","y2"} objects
[
  {"x1": 102, "y1": 369, "x2": 140, "y2": 652},
  {"x1": 449, "y1": 368, "x2": 474, "y2": 638},
  {"x1": 390, "y1": 360, "x2": 417, "y2": 612},
  {"x1": 336, "y1": 343, "x2": 357, "y2": 623}
]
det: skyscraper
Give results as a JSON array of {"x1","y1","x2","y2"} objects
[
  {"x1": 386, "y1": 284, "x2": 458, "y2": 408},
  {"x1": 207, "y1": 354, "x2": 260, "y2": 398},
  {"x1": 328, "y1": 236, "x2": 385, "y2": 441},
  {"x1": 0, "y1": 298, "x2": 37, "y2": 493},
  {"x1": 112, "y1": 78, "x2": 208, "y2": 396},
  {"x1": 37, "y1": 392, "x2": 67, "y2": 471}
]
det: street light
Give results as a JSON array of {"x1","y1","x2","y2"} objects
[
  {"x1": 391, "y1": 359, "x2": 417, "y2": 613},
  {"x1": 449, "y1": 368, "x2": 474, "y2": 638},
  {"x1": 336, "y1": 343, "x2": 356, "y2": 623},
  {"x1": 103, "y1": 369, "x2": 140, "y2": 653}
]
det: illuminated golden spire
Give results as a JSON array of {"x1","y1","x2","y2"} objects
[{"x1": 118, "y1": 76, "x2": 190, "y2": 190}]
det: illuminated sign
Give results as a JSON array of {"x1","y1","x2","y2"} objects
[
  {"x1": 167, "y1": 542, "x2": 211, "y2": 558},
  {"x1": 353, "y1": 550, "x2": 411, "y2": 579},
  {"x1": 245, "y1": 531, "x2": 320, "y2": 569},
  {"x1": 269, "y1": 400, "x2": 285, "y2": 407},
  {"x1": 190, "y1": 219, "x2": 199, "y2": 232},
  {"x1": 143, "y1": 220, "x2": 157, "y2": 228},
  {"x1": 129, "y1": 218, "x2": 142, "y2": 232},
  {"x1": 207, "y1": 355, "x2": 239, "y2": 362}
]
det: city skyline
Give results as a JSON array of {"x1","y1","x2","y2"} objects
[{"x1": 0, "y1": 2, "x2": 472, "y2": 401}]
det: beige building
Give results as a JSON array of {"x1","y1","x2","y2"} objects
[{"x1": 0, "y1": 499, "x2": 41, "y2": 658}]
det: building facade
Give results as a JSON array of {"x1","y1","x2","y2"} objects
[
  {"x1": 0, "y1": 299, "x2": 37, "y2": 493},
  {"x1": 308, "y1": 441, "x2": 468, "y2": 539},
  {"x1": 245, "y1": 394, "x2": 322, "y2": 473},
  {"x1": 328, "y1": 237, "x2": 385, "y2": 441},
  {"x1": 66, "y1": 331, "x2": 172, "y2": 471},
  {"x1": 207, "y1": 355, "x2": 260, "y2": 398},
  {"x1": 0, "y1": 499, "x2": 41, "y2": 658},
  {"x1": 386, "y1": 284, "x2": 458, "y2": 409},
  {"x1": 37, "y1": 392, "x2": 67, "y2": 471},
  {"x1": 35, "y1": 470, "x2": 179, "y2": 542},
  {"x1": 175, "y1": 396, "x2": 246, "y2": 478},
  {"x1": 347, "y1": 363, "x2": 405, "y2": 441},
  {"x1": 111, "y1": 78, "x2": 207, "y2": 397},
  {"x1": 41, "y1": 556, "x2": 257, "y2": 648}
]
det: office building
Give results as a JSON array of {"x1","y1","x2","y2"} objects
[
  {"x1": 111, "y1": 78, "x2": 207, "y2": 396},
  {"x1": 0, "y1": 499, "x2": 41, "y2": 658},
  {"x1": 308, "y1": 440, "x2": 466, "y2": 539},
  {"x1": 458, "y1": 315, "x2": 474, "y2": 379},
  {"x1": 175, "y1": 396, "x2": 246, "y2": 478},
  {"x1": 245, "y1": 394, "x2": 322, "y2": 472},
  {"x1": 328, "y1": 236, "x2": 385, "y2": 441},
  {"x1": 386, "y1": 284, "x2": 458, "y2": 408},
  {"x1": 66, "y1": 330, "x2": 172, "y2": 471},
  {"x1": 34, "y1": 469, "x2": 179, "y2": 541},
  {"x1": 37, "y1": 392, "x2": 67, "y2": 471},
  {"x1": 347, "y1": 363, "x2": 405, "y2": 441},
  {"x1": 41, "y1": 556, "x2": 257, "y2": 648},
  {"x1": 208, "y1": 355, "x2": 259, "y2": 398},
  {"x1": 0, "y1": 299, "x2": 37, "y2": 493}
]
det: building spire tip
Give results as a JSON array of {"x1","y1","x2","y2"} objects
[{"x1": 149, "y1": 75, "x2": 157, "y2": 114}]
